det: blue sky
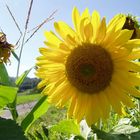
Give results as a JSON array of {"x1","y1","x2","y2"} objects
[{"x1": 0, "y1": 0, "x2": 140, "y2": 77}]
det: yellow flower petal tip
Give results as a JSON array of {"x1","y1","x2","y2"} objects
[{"x1": 36, "y1": 8, "x2": 140, "y2": 126}]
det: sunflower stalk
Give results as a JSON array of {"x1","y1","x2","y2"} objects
[
  {"x1": 16, "y1": 0, "x2": 34, "y2": 78},
  {"x1": 24, "y1": 10, "x2": 57, "y2": 45},
  {"x1": 138, "y1": 99, "x2": 140, "y2": 113},
  {"x1": 5, "y1": 4, "x2": 22, "y2": 36}
]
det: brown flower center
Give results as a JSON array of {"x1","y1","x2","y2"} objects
[{"x1": 65, "y1": 44, "x2": 114, "y2": 94}]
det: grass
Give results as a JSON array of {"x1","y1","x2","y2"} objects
[{"x1": 17, "y1": 94, "x2": 41, "y2": 105}]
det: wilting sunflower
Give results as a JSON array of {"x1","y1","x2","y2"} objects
[
  {"x1": 36, "y1": 7, "x2": 140, "y2": 125},
  {"x1": 0, "y1": 32, "x2": 13, "y2": 64}
]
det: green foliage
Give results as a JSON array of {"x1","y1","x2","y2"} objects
[
  {"x1": 21, "y1": 106, "x2": 66, "y2": 135},
  {"x1": 34, "y1": 130, "x2": 44, "y2": 140},
  {"x1": 0, "y1": 62, "x2": 18, "y2": 120},
  {"x1": 0, "y1": 117, "x2": 27, "y2": 140},
  {"x1": 11, "y1": 51, "x2": 20, "y2": 62},
  {"x1": 74, "y1": 135, "x2": 85, "y2": 140},
  {"x1": 90, "y1": 123, "x2": 140, "y2": 140},
  {"x1": 27, "y1": 119, "x2": 81, "y2": 140},
  {"x1": 21, "y1": 95, "x2": 50, "y2": 132},
  {"x1": 50, "y1": 119, "x2": 80, "y2": 135},
  {"x1": 42, "y1": 125, "x2": 49, "y2": 137},
  {"x1": 0, "y1": 85, "x2": 18, "y2": 108},
  {"x1": 112, "y1": 124, "x2": 139, "y2": 134},
  {"x1": 16, "y1": 67, "x2": 34, "y2": 86},
  {"x1": 0, "y1": 63, "x2": 11, "y2": 85}
]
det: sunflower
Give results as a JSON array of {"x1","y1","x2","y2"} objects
[
  {"x1": 36, "y1": 7, "x2": 140, "y2": 126},
  {"x1": 0, "y1": 32, "x2": 13, "y2": 64},
  {"x1": 122, "y1": 15, "x2": 140, "y2": 39}
]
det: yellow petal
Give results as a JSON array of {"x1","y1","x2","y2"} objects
[
  {"x1": 136, "y1": 28, "x2": 140, "y2": 39},
  {"x1": 122, "y1": 39, "x2": 140, "y2": 50},
  {"x1": 44, "y1": 31, "x2": 62, "y2": 48},
  {"x1": 74, "y1": 93, "x2": 88, "y2": 123},
  {"x1": 36, "y1": 56, "x2": 47, "y2": 61},
  {"x1": 72, "y1": 7, "x2": 80, "y2": 32},
  {"x1": 107, "y1": 14, "x2": 120, "y2": 31},
  {"x1": 65, "y1": 34, "x2": 78, "y2": 46},
  {"x1": 38, "y1": 48, "x2": 67, "y2": 63},
  {"x1": 112, "y1": 29, "x2": 133, "y2": 46},
  {"x1": 42, "y1": 82, "x2": 57, "y2": 95},
  {"x1": 81, "y1": 8, "x2": 90, "y2": 20},
  {"x1": 111, "y1": 83, "x2": 134, "y2": 108},
  {"x1": 37, "y1": 79, "x2": 47, "y2": 88},
  {"x1": 91, "y1": 10, "x2": 100, "y2": 41},
  {"x1": 48, "y1": 80, "x2": 68, "y2": 102},
  {"x1": 126, "y1": 87, "x2": 140, "y2": 98},
  {"x1": 97, "y1": 92, "x2": 110, "y2": 120},
  {"x1": 96, "y1": 17, "x2": 106, "y2": 43},
  {"x1": 127, "y1": 62, "x2": 140, "y2": 72},
  {"x1": 105, "y1": 87, "x2": 122, "y2": 115},
  {"x1": 68, "y1": 94, "x2": 77, "y2": 118},
  {"x1": 112, "y1": 72, "x2": 132, "y2": 90},
  {"x1": 79, "y1": 18, "x2": 88, "y2": 41},
  {"x1": 54, "y1": 21, "x2": 77, "y2": 41},
  {"x1": 107, "y1": 14, "x2": 126, "y2": 32},
  {"x1": 85, "y1": 95, "x2": 100, "y2": 126},
  {"x1": 44, "y1": 41, "x2": 58, "y2": 48},
  {"x1": 115, "y1": 16, "x2": 126, "y2": 31},
  {"x1": 102, "y1": 26, "x2": 120, "y2": 47},
  {"x1": 59, "y1": 43, "x2": 71, "y2": 51},
  {"x1": 110, "y1": 47, "x2": 129, "y2": 61},
  {"x1": 128, "y1": 49, "x2": 140, "y2": 60},
  {"x1": 128, "y1": 73, "x2": 140, "y2": 86},
  {"x1": 58, "y1": 85, "x2": 74, "y2": 107},
  {"x1": 84, "y1": 22, "x2": 93, "y2": 41}
]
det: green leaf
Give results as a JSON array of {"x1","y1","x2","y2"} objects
[
  {"x1": 0, "y1": 117, "x2": 27, "y2": 140},
  {"x1": 0, "y1": 64, "x2": 18, "y2": 120},
  {"x1": 0, "y1": 85, "x2": 18, "y2": 108},
  {"x1": 15, "y1": 67, "x2": 33, "y2": 86},
  {"x1": 11, "y1": 51, "x2": 20, "y2": 61},
  {"x1": 50, "y1": 119, "x2": 80, "y2": 135},
  {"x1": 0, "y1": 63, "x2": 10, "y2": 85},
  {"x1": 91, "y1": 125, "x2": 140, "y2": 140},
  {"x1": 7, "y1": 97, "x2": 18, "y2": 121},
  {"x1": 42, "y1": 125, "x2": 49, "y2": 137},
  {"x1": 34, "y1": 130, "x2": 43, "y2": 139},
  {"x1": 112, "y1": 124, "x2": 139, "y2": 134},
  {"x1": 129, "y1": 131, "x2": 140, "y2": 140},
  {"x1": 21, "y1": 95, "x2": 49, "y2": 132},
  {"x1": 74, "y1": 135, "x2": 85, "y2": 140}
]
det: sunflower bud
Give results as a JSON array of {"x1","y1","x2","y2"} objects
[{"x1": 122, "y1": 15, "x2": 140, "y2": 39}]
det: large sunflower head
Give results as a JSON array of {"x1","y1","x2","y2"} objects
[{"x1": 36, "y1": 7, "x2": 140, "y2": 126}]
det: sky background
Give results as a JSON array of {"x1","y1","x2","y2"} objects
[{"x1": 0, "y1": 0, "x2": 140, "y2": 78}]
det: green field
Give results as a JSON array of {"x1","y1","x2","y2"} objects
[{"x1": 17, "y1": 93, "x2": 41, "y2": 105}]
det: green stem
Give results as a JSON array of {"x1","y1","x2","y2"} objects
[
  {"x1": 7, "y1": 97, "x2": 18, "y2": 121},
  {"x1": 97, "y1": 119, "x2": 102, "y2": 130},
  {"x1": 16, "y1": 30, "x2": 26, "y2": 78},
  {"x1": 138, "y1": 99, "x2": 140, "y2": 113}
]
